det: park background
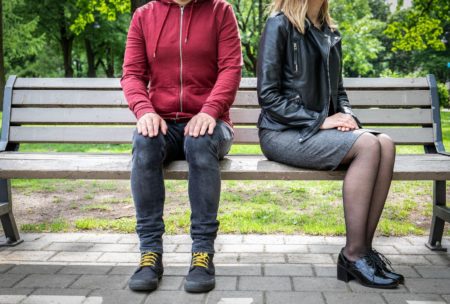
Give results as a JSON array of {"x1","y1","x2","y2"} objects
[{"x1": 0, "y1": 0, "x2": 449, "y2": 236}]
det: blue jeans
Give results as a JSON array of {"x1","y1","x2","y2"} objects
[{"x1": 131, "y1": 120, "x2": 233, "y2": 254}]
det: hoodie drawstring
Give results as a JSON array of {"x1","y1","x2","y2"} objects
[{"x1": 153, "y1": 3, "x2": 171, "y2": 58}]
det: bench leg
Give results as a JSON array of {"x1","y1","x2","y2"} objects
[
  {"x1": 425, "y1": 180, "x2": 448, "y2": 252},
  {"x1": 0, "y1": 179, "x2": 23, "y2": 247}
]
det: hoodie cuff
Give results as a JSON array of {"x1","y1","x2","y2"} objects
[
  {"x1": 135, "y1": 106, "x2": 156, "y2": 120},
  {"x1": 200, "y1": 105, "x2": 220, "y2": 120}
]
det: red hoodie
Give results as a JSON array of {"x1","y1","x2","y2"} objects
[{"x1": 120, "y1": 0, "x2": 242, "y2": 127}]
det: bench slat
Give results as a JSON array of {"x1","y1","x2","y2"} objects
[
  {"x1": 12, "y1": 90, "x2": 431, "y2": 107},
  {"x1": 8, "y1": 126, "x2": 434, "y2": 145},
  {"x1": 11, "y1": 108, "x2": 433, "y2": 125},
  {"x1": 0, "y1": 153, "x2": 448, "y2": 180},
  {"x1": 13, "y1": 77, "x2": 430, "y2": 90}
]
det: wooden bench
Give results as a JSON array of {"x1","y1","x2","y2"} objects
[{"x1": 1, "y1": 75, "x2": 449, "y2": 250}]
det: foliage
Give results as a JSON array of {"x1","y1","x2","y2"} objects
[{"x1": 438, "y1": 83, "x2": 449, "y2": 108}]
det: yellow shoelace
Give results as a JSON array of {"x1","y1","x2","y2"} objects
[
  {"x1": 140, "y1": 252, "x2": 159, "y2": 267},
  {"x1": 192, "y1": 252, "x2": 209, "y2": 268}
]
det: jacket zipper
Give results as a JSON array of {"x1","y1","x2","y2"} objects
[
  {"x1": 293, "y1": 42, "x2": 299, "y2": 73},
  {"x1": 179, "y1": 6, "x2": 185, "y2": 117}
]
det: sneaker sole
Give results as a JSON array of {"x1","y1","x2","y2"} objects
[
  {"x1": 128, "y1": 278, "x2": 160, "y2": 292},
  {"x1": 184, "y1": 279, "x2": 215, "y2": 293}
]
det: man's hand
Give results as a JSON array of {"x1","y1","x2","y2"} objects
[
  {"x1": 137, "y1": 113, "x2": 168, "y2": 137},
  {"x1": 320, "y1": 113, "x2": 359, "y2": 132},
  {"x1": 184, "y1": 113, "x2": 216, "y2": 137}
]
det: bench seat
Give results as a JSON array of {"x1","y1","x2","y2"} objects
[{"x1": 0, "y1": 152, "x2": 449, "y2": 181}]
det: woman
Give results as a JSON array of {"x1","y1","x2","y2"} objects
[{"x1": 257, "y1": 0, "x2": 404, "y2": 289}]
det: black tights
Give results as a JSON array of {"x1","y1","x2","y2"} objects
[{"x1": 340, "y1": 132, "x2": 396, "y2": 261}]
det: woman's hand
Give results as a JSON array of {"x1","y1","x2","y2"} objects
[
  {"x1": 320, "y1": 113, "x2": 359, "y2": 132},
  {"x1": 137, "y1": 112, "x2": 168, "y2": 137}
]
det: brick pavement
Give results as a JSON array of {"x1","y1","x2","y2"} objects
[{"x1": 0, "y1": 233, "x2": 448, "y2": 304}]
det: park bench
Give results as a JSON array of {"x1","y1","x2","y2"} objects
[{"x1": 0, "y1": 75, "x2": 449, "y2": 251}]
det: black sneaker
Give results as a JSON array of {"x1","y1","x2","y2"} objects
[
  {"x1": 184, "y1": 252, "x2": 215, "y2": 293},
  {"x1": 128, "y1": 252, "x2": 163, "y2": 291}
]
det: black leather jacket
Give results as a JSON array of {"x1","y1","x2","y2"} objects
[{"x1": 257, "y1": 12, "x2": 361, "y2": 143}]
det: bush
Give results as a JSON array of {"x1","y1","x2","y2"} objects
[{"x1": 438, "y1": 82, "x2": 449, "y2": 108}]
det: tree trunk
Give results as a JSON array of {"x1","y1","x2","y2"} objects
[
  {"x1": 85, "y1": 38, "x2": 96, "y2": 77},
  {"x1": 59, "y1": 5, "x2": 74, "y2": 78},
  {"x1": 131, "y1": 0, "x2": 152, "y2": 14},
  {"x1": 105, "y1": 45, "x2": 115, "y2": 78},
  {"x1": 0, "y1": 0, "x2": 5, "y2": 111}
]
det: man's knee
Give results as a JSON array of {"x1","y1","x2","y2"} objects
[
  {"x1": 184, "y1": 135, "x2": 218, "y2": 167},
  {"x1": 132, "y1": 130, "x2": 166, "y2": 167}
]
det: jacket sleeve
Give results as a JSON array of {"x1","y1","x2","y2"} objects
[
  {"x1": 120, "y1": 10, "x2": 155, "y2": 120},
  {"x1": 336, "y1": 41, "x2": 362, "y2": 127},
  {"x1": 257, "y1": 16, "x2": 319, "y2": 127},
  {"x1": 200, "y1": 4, "x2": 243, "y2": 119}
]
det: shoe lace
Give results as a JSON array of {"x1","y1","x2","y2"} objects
[
  {"x1": 140, "y1": 252, "x2": 159, "y2": 267},
  {"x1": 192, "y1": 252, "x2": 209, "y2": 268},
  {"x1": 370, "y1": 249, "x2": 394, "y2": 271}
]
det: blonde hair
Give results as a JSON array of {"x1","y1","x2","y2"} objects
[{"x1": 270, "y1": 0, "x2": 336, "y2": 34}]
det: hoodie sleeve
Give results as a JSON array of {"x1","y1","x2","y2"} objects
[
  {"x1": 120, "y1": 9, "x2": 155, "y2": 120},
  {"x1": 200, "y1": 4, "x2": 243, "y2": 119}
]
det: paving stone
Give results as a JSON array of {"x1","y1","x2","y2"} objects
[
  {"x1": 406, "y1": 236, "x2": 450, "y2": 247},
  {"x1": 163, "y1": 244, "x2": 178, "y2": 253},
  {"x1": 405, "y1": 278, "x2": 450, "y2": 294},
  {"x1": 220, "y1": 244, "x2": 264, "y2": 253},
  {"x1": 214, "y1": 253, "x2": 239, "y2": 263},
  {"x1": 324, "y1": 236, "x2": 346, "y2": 245},
  {"x1": 163, "y1": 235, "x2": 192, "y2": 244},
  {"x1": 394, "y1": 245, "x2": 444, "y2": 255},
  {"x1": 293, "y1": 277, "x2": 348, "y2": 292},
  {"x1": 0, "y1": 265, "x2": 14, "y2": 273},
  {"x1": 117, "y1": 235, "x2": 139, "y2": 244},
  {"x1": 265, "y1": 245, "x2": 308, "y2": 253},
  {"x1": 8, "y1": 240, "x2": 51, "y2": 251},
  {"x1": 314, "y1": 264, "x2": 336, "y2": 277},
  {"x1": 97, "y1": 252, "x2": 140, "y2": 263},
  {"x1": 215, "y1": 235, "x2": 243, "y2": 244},
  {"x1": 161, "y1": 265, "x2": 188, "y2": 276},
  {"x1": 77, "y1": 234, "x2": 122, "y2": 244},
  {"x1": 162, "y1": 253, "x2": 191, "y2": 264},
  {"x1": 0, "y1": 288, "x2": 33, "y2": 295},
  {"x1": 38, "y1": 234, "x2": 83, "y2": 243},
  {"x1": 215, "y1": 264, "x2": 261, "y2": 276},
  {"x1": 323, "y1": 292, "x2": 385, "y2": 304},
  {"x1": 30, "y1": 288, "x2": 90, "y2": 296},
  {"x1": 287, "y1": 253, "x2": 333, "y2": 264},
  {"x1": 239, "y1": 276, "x2": 291, "y2": 291},
  {"x1": 0, "y1": 295, "x2": 26, "y2": 304},
  {"x1": 368, "y1": 245, "x2": 400, "y2": 255},
  {"x1": 58, "y1": 265, "x2": 113, "y2": 275},
  {"x1": 243, "y1": 235, "x2": 284, "y2": 245},
  {"x1": 158, "y1": 276, "x2": 184, "y2": 290},
  {"x1": 108, "y1": 266, "x2": 136, "y2": 275},
  {"x1": 239, "y1": 253, "x2": 285, "y2": 264},
  {"x1": 414, "y1": 265, "x2": 450, "y2": 279},
  {"x1": 70, "y1": 275, "x2": 128, "y2": 290},
  {"x1": 22, "y1": 295, "x2": 86, "y2": 304},
  {"x1": 442, "y1": 295, "x2": 450, "y2": 303},
  {"x1": 284, "y1": 236, "x2": 327, "y2": 245},
  {"x1": 44, "y1": 243, "x2": 94, "y2": 252},
  {"x1": 144, "y1": 291, "x2": 205, "y2": 304},
  {"x1": 206, "y1": 291, "x2": 263, "y2": 304},
  {"x1": 423, "y1": 255, "x2": 450, "y2": 266},
  {"x1": 49, "y1": 252, "x2": 103, "y2": 263},
  {"x1": 385, "y1": 255, "x2": 431, "y2": 265},
  {"x1": 5, "y1": 251, "x2": 56, "y2": 262},
  {"x1": 382, "y1": 293, "x2": 446, "y2": 304},
  {"x1": 264, "y1": 264, "x2": 313, "y2": 276},
  {"x1": 0, "y1": 274, "x2": 26, "y2": 288},
  {"x1": 0, "y1": 252, "x2": 12, "y2": 261},
  {"x1": 87, "y1": 290, "x2": 147, "y2": 304},
  {"x1": 373, "y1": 237, "x2": 412, "y2": 246},
  {"x1": 15, "y1": 274, "x2": 78, "y2": 289},
  {"x1": 7, "y1": 265, "x2": 63, "y2": 275},
  {"x1": 308, "y1": 245, "x2": 342, "y2": 254},
  {"x1": 266, "y1": 291, "x2": 325, "y2": 304},
  {"x1": 214, "y1": 276, "x2": 238, "y2": 291},
  {"x1": 88, "y1": 244, "x2": 136, "y2": 252}
]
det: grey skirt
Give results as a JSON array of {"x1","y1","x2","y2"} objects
[{"x1": 259, "y1": 128, "x2": 379, "y2": 171}]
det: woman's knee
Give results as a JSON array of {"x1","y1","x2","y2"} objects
[
  {"x1": 377, "y1": 133, "x2": 396, "y2": 155},
  {"x1": 353, "y1": 133, "x2": 381, "y2": 159}
]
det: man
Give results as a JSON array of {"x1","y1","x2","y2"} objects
[{"x1": 120, "y1": 0, "x2": 242, "y2": 293}]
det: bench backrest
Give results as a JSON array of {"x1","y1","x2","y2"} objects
[{"x1": 0, "y1": 75, "x2": 444, "y2": 153}]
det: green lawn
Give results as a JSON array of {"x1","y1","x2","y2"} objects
[{"x1": 0, "y1": 111, "x2": 449, "y2": 236}]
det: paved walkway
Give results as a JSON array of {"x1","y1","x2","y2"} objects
[{"x1": 0, "y1": 233, "x2": 449, "y2": 304}]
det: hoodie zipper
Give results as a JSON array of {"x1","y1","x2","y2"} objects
[{"x1": 179, "y1": 6, "x2": 185, "y2": 116}]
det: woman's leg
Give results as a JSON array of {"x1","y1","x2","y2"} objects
[
  {"x1": 365, "y1": 134, "x2": 396, "y2": 247},
  {"x1": 340, "y1": 132, "x2": 381, "y2": 261}
]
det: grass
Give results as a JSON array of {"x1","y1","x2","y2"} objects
[{"x1": 1, "y1": 111, "x2": 449, "y2": 235}]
